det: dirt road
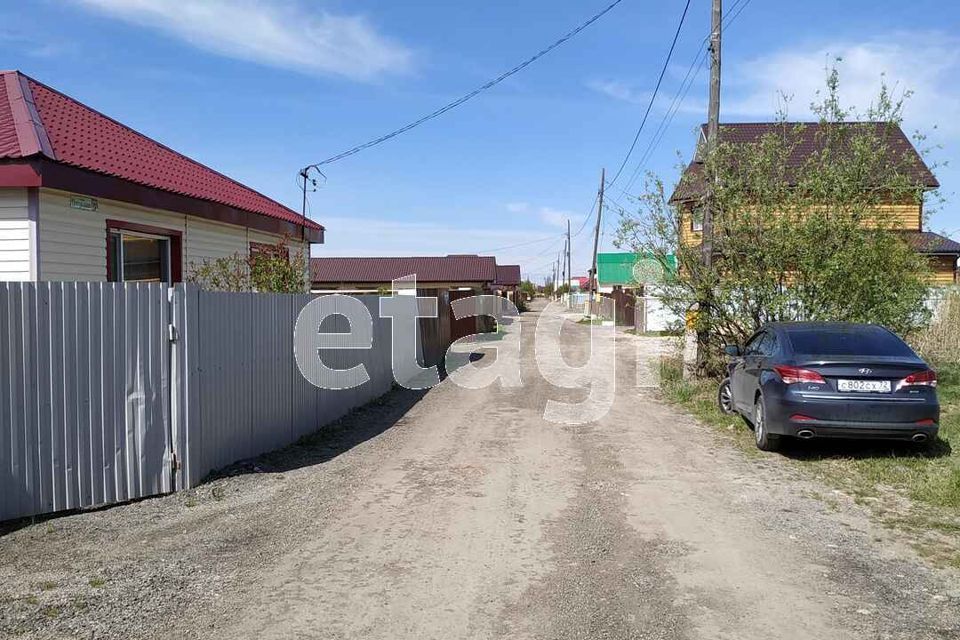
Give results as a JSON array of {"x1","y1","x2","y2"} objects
[{"x1": 1, "y1": 301, "x2": 958, "y2": 639}]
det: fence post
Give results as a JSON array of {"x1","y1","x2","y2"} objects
[{"x1": 169, "y1": 283, "x2": 201, "y2": 491}]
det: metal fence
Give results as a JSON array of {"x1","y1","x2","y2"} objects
[
  {"x1": 0, "y1": 283, "x2": 172, "y2": 522},
  {"x1": 170, "y1": 287, "x2": 400, "y2": 489},
  {"x1": 1, "y1": 283, "x2": 432, "y2": 522}
]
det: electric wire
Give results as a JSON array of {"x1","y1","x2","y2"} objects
[
  {"x1": 310, "y1": 0, "x2": 628, "y2": 167},
  {"x1": 617, "y1": 0, "x2": 752, "y2": 197},
  {"x1": 475, "y1": 233, "x2": 565, "y2": 254},
  {"x1": 606, "y1": 0, "x2": 693, "y2": 188}
]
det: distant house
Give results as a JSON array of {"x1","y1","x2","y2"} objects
[
  {"x1": 596, "y1": 252, "x2": 676, "y2": 294},
  {"x1": 310, "y1": 255, "x2": 498, "y2": 292},
  {"x1": 493, "y1": 264, "x2": 521, "y2": 302},
  {"x1": 310, "y1": 255, "x2": 505, "y2": 341},
  {"x1": 670, "y1": 122, "x2": 958, "y2": 285},
  {"x1": 0, "y1": 71, "x2": 323, "y2": 284},
  {"x1": 596, "y1": 252, "x2": 680, "y2": 331}
]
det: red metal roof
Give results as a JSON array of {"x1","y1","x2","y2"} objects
[
  {"x1": 0, "y1": 70, "x2": 321, "y2": 230},
  {"x1": 311, "y1": 256, "x2": 498, "y2": 284},
  {"x1": 495, "y1": 264, "x2": 521, "y2": 286}
]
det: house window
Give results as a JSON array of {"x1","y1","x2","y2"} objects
[
  {"x1": 249, "y1": 242, "x2": 289, "y2": 262},
  {"x1": 106, "y1": 220, "x2": 182, "y2": 283},
  {"x1": 691, "y1": 206, "x2": 704, "y2": 233}
]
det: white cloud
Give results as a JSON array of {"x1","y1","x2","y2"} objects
[
  {"x1": 71, "y1": 0, "x2": 413, "y2": 80},
  {"x1": 587, "y1": 79, "x2": 653, "y2": 106},
  {"x1": 724, "y1": 33, "x2": 960, "y2": 137},
  {"x1": 504, "y1": 202, "x2": 574, "y2": 230},
  {"x1": 538, "y1": 206, "x2": 574, "y2": 229}
]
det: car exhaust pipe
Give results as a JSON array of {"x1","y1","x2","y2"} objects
[
  {"x1": 912, "y1": 433, "x2": 928, "y2": 443},
  {"x1": 796, "y1": 429, "x2": 815, "y2": 440}
]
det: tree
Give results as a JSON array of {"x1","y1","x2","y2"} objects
[
  {"x1": 188, "y1": 236, "x2": 309, "y2": 293},
  {"x1": 615, "y1": 68, "x2": 935, "y2": 375},
  {"x1": 520, "y1": 279, "x2": 537, "y2": 298}
]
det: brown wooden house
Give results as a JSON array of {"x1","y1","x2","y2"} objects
[{"x1": 670, "y1": 122, "x2": 958, "y2": 285}]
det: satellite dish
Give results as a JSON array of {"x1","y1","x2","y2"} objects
[{"x1": 632, "y1": 258, "x2": 663, "y2": 285}]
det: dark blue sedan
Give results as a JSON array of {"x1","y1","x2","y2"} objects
[{"x1": 718, "y1": 322, "x2": 939, "y2": 451}]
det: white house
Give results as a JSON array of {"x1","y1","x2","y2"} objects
[{"x1": 0, "y1": 70, "x2": 323, "y2": 283}]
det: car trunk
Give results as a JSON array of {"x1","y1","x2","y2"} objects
[{"x1": 792, "y1": 356, "x2": 931, "y2": 422}]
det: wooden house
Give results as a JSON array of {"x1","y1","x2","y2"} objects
[{"x1": 670, "y1": 122, "x2": 957, "y2": 284}]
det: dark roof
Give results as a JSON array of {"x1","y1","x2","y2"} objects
[
  {"x1": 495, "y1": 265, "x2": 521, "y2": 286},
  {"x1": 311, "y1": 256, "x2": 498, "y2": 284},
  {"x1": 0, "y1": 70, "x2": 321, "y2": 230},
  {"x1": 671, "y1": 122, "x2": 939, "y2": 202},
  {"x1": 902, "y1": 231, "x2": 960, "y2": 255}
]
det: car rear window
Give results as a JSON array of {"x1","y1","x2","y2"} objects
[{"x1": 785, "y1": 326, "x2": 916, "y2": 357}]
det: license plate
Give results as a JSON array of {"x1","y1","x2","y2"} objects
[{"x1": 838, "y1": 379, "x2": 891, "y2": 393}]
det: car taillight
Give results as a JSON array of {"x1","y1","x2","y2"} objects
[
  {"x1": 774, "y1": 365, "x2": 826, "y2": 384},
  {"x1": 896, "y1": 369, "x2": 937, "y2": 391}
]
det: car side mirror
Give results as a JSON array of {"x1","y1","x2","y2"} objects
[{"x1": 724, "y1": 344, "x2": 742, "y2": 357}]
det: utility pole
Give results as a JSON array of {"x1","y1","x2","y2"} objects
[
  {"x1": 561, "y1": 240, "x2": 567, "y2": 290},
  {"x1": 566, "y1": 219, "x2": 572, "y2": 309},
  {"x1": 694, "y1": 0, "x2": 721, "y2": 374},
  {"x1": 554, "y1": 254, "x2": 561, "y2": 299},
  {"x1": 298, "y1": 164, "x2": 325, "y2": 243},
  {"x1": 587, "y1": 168, "x2": 605, "y2": 317},
  {"x1": 554, "y1": 249, "x2": 563, "y2": 300}
]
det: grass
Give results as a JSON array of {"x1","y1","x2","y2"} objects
[
  {"x1": 577, "y1": 317, "x2": 605, "y2": 325},
  {"x1": 658, "y1": 356, "x2": 960, "y2": 567},
  {"x1": 624, "y1": 329, "x2": 681, "y2": 337},
  {"x1": 88, "y1": 578, "x2": 106, "y2": 589}
]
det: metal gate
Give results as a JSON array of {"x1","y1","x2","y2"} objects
[{"x1": 0, "y1": 282, "x2": 172, "y2": 522}]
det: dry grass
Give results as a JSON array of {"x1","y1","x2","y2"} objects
[{"x1": 913, "y1": 288, "x2": 960, "y2": 364}]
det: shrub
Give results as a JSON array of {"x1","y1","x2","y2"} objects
[{"x1": 188, "y1": 237, "x2": 308, "y2": 293}]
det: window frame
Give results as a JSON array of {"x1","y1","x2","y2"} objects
[
  {"x1": 106, "y1": 219, "x2": 183, "y2": 283},
  {"x1": 691, "y1": 205, "x2": 705, "y2": 233},
  {"x1": 743, "y1": 331, "x2": 765, "y2": 356}
]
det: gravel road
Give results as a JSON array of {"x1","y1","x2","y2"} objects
[{"x1": 1, "y1": 300, "x2": 958, "y2": 639}]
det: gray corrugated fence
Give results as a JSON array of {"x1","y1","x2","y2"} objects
[
  {"x1": 171, "y1": 287, "x2": 400, "y2": 489},
  {"x1": 0, "y1": 282, "x2": 172, "y2": 522},
  {"x1": 2, "y1": 283, "x2": 435, "y2": 522}
]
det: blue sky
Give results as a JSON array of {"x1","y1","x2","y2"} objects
[{"x1": 4, "y1": 0, "x2": 959, "y2": 281}]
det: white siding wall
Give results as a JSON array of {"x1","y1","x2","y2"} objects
[
  {"x1": 0, "y1": 189, "x2": 33, "y2": 281},
  {"x1": 37, "y1": 189, "x2": 308, "y2": 282}
]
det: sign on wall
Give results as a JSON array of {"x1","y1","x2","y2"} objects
[{"x1": 69, "y1": 195, "x2": 98, "y2": 211}]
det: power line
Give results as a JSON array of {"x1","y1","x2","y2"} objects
[
  {"x1": 619, "y1": 49, "x2": 707, "y2": 196},
  {"x1": 309, "y1": 0, "x2": 628, "y2": 168},
  {"x1": 617, "y1": 0, "x2": 752, "y2": 197},
  {"x1": 606, "y1": 0, "x2": 692, "y2": 188},
  {"x1": 572, "y1": 192, "x2": 601, "y2": 240},
  {"x1": 475, "y1": 233, "x2": 564, "y2": 254}
]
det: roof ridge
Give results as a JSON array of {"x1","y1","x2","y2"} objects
[
  {"x1": 19, "y1": 70, "x2": 301, "y2": 219},
  {"x1": 2, "y1": 70, "x2": 54, "y2": 159}
]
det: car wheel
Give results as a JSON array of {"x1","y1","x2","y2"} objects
[
  {"x1": 753, "y1": 395, "x2": 780, "y2": 452},
  {"x1": 717, "y1": 378, "x2": 736, "y2": 415}
]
